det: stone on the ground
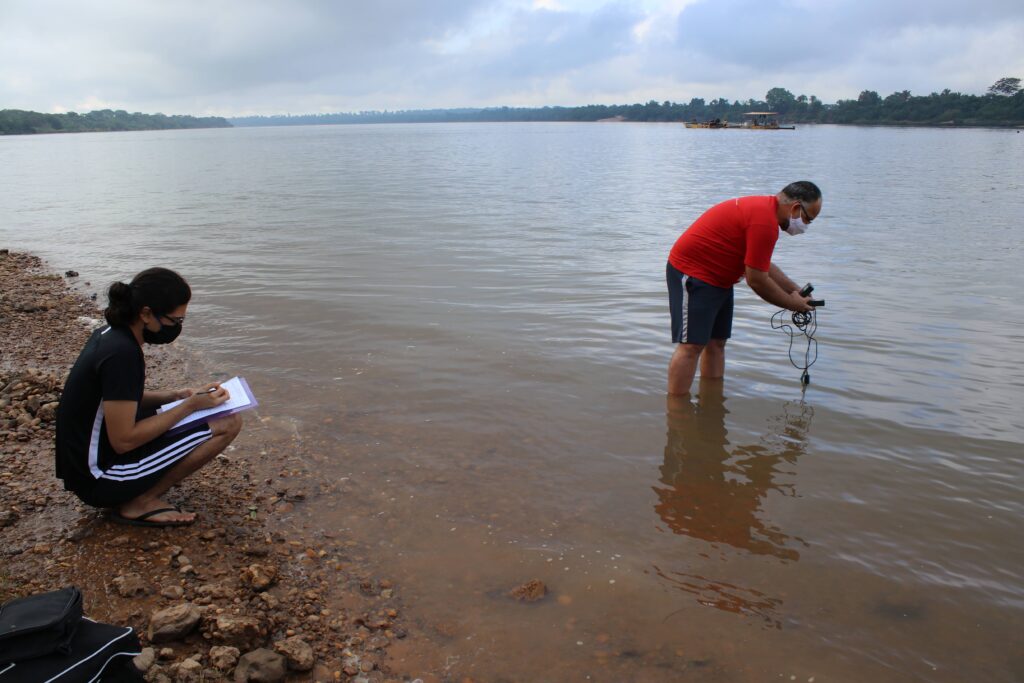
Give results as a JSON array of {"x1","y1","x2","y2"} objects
[
  {"x1": 174, "y1": 658, "x2": 203, "y2": 683},
  {"x1": 240, "y1": 563, "x2": 277, "y2": 591},
  {"x1": 509, "y1": 578, "x2": 547, "y2": 602},
  {"x1": 273, "y1": 636, "x2": 314, "y2": 671},
  {"x1": 149, "y1": 603, "x2": 202, "y2": 643},
  {"x1": 0, "y1": 510, "x2": 16, "y2": 528},
  {"x1": 197, "y1": 583, "x2": 232, "y2": 599},
  {"x1": 212, "y1": 614, "x2": 265, "y2": 650},
  {"x1": 148, "y1": 670, "x2": 172, "y2": 683},
  {"x1": 113, "y1": 572, "x2": 150, "y2": 598},
  {"x1": 233, "y1": 649, "x2": 285, "y2": 683},
  {"x1": 366, "y1": 635, "x2": 389, "y2": 651},
  {"x1": 209, "y1": 645, "x2": 241, "y2": 671},
  {"x1": 161, "y1": 585, "x2": 185, "y2": 600},
  {"x1": 363, "y1": 614, "x2": 391, "y2": 630},
  {"x1": 133, "y1": 648, "x2": 156, "y2": 673}
]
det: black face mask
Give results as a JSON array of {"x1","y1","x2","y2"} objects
[{"x1": 143, "y1": 314, "x2": 182, "y2": 345}]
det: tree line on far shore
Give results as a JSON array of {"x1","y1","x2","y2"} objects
[
  {"x1": 0, "y1": 109, "x2": 231, "y2": 135},
  {"x1": 232, "y1": 78, "x2": 1024, "y2": 128},
  {"x1": 3, "y1": 78, "x2": 1021, "y2": 135}
]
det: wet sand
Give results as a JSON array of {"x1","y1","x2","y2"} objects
[{"x1": 0, "y1": 250, "x2": 411, "y2": 682}]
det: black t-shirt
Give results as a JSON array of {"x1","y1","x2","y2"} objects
[{"x1": 55, "y1": 325, "x2": 145, "y2": 493}]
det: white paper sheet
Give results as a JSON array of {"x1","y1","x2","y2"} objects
[{"x1": 157, "y1": 376, "x2": 256, "y2": 432}]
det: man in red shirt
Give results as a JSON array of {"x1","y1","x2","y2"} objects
[{"x1": 667, "y1": 181, "x2": 822, "y2": 395}]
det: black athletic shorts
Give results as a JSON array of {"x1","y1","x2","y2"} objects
[
  {"x1": 74, "y1": 422, "x2": 214, "y2": 508},
  {"x1": 666, "y1": 261, "x2": 734, "y2": 345}
]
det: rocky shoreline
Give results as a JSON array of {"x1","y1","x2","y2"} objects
[{"x1": 0, "y1": 250, "x2": 412, "y2": 683}]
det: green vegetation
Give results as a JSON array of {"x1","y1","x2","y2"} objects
[
  {"x1": 0, "y1": 109, "x2": 231, "y2": 135},
  {"x1": 6, "y1": 78, "x2": 1021, "y2": 134},
  {"x1": 987, "y1": 77, "x2": 1021, "y2": 96},
  {"x1": 759, "y1": 78, "x2": 1024, "y2": 126},
  {"x1": 232, "y1": 78, "x2": 1024, "y2": 128}
]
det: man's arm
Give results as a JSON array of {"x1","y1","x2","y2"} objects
[
  {"x1": 768, "y1": 263, "x2": 799, "y2": 294},
  {"x1": 746, "y1": 266, "x2": 812, "y2": 312}
]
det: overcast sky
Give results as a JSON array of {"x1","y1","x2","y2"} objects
[{"x1": 2, "y1": 0, "x2": 1022, "y2": 116}]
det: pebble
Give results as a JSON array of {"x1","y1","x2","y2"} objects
[
  {"x1": 208, "y1": 645, "x2": 240, "y2": 671},
  {"x1": 161, "y1": 586, "x2": 185, "y2": 600},
  {"x1": 133, "y1": 648, "x2": 156, "y2": 672},
  {"x1": 509, "y1": 579, "x2": 547, "y2": 602},
  {"x1": 0, "y1": 510, "x2": 18, "y2": 529},
  {"x1": 149, "y1": 603, "x2": 202, "y2": 643},
  {"x1": 112, "y1": 573, "x2": 150, "y2": 598}
]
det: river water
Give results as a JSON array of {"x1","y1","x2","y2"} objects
[{"x1": 2, "y1": 122, "x2": 1022, "y2": 682}]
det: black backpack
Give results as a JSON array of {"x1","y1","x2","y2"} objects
[{"x1": 0, "y1": 587, "x2": 143, "y2": 682}]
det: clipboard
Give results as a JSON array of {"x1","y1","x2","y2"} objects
[{"x1": 157, "y1": 376, "x2": 258, "y2": 435}]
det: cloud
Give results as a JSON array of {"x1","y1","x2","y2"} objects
[
  {"x1": 0, "y1": 0, "x2": 1022, "y2": 114},
  {"x1": 431, "y1": 3, "x2": 643, "y2": 92},
  {"x1": 1, "y1": 0, "x2": 493, "y2": 111},
  {"x1": 664, "y1": 0, "x2": 1024, "y2": 98}
]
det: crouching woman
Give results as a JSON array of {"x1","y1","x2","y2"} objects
[{"x1": 55, "y1": 267, "x2": 242, "y2": 527}]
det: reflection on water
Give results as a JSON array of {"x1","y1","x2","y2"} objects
[
  {"x1": 653, "y1": 566, "x2": 784, "y2": 629},
  {"x1": 654, "y1": 380, "x2": 814, "y2": 626},
  {"x1": 655, "y1": 380, "x2": 810, "y2": 560}
]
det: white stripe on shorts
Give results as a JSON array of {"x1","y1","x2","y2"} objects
[
  {"x1": 100, "y1": 428, "x2": 212, "y2": 481},
  {"x1": 680, "y1": 274, "x2": 690, "y2": 343},
  {"x1": 107, "y1": 427, "x2": 210, "y2": 472}
]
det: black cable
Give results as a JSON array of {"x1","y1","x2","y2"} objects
[{"x1": 771, "y1": 307, "x2": 818, "y2": 386}]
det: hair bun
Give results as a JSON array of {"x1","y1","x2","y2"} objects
[
  {"x1": 104, "y1": 281, "x2": 136, "y2": 326},
  {"x1": 107, "y1": 281, "x2": 131, "y2": 302}
]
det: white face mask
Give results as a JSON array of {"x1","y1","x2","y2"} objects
[{"x1": 784, "y1": 214, "x2": 808, "y2": 236}]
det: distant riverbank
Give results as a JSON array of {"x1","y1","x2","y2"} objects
[
  {"x1": 6, "y1": 86, "x2": 1021, "y2": 137},
  {"x1": 229, "y1": 116, "x2": 1023, "y2": 130},
  {"x1": 228, "y1": 110, "x2": 1024, "y2": 129},
  {"x1": 0, "y1": 109, "x2": 230, "y2": 136},
  {"x1": 229, "y1": 89, "x2": 1024, "y2": 129}
]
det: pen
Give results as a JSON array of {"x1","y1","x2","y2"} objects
[{"x1": 196, "y1": 387, "x2": 220, "y2": 395}]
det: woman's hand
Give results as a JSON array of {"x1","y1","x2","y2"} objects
[
  {"x1": 174, "y1": 388, "x2": 194, "y2": 400},
  {"x1": 184, "y1": 383, "x2": 231, "y2": 411}
]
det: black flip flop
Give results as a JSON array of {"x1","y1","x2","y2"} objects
[{"x1": 110, "y1": 507, "x2": 195, "y2": 528}]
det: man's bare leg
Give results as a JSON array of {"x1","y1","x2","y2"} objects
[
  {"x1": 700, "y1": 338, "x2": 727, "y2": 379},
  {"x1": 117, "y1": 414, "x2": 243, "y2": 524},
  {"x1": 668, "y1": 343, "x2": 705, "y2": 396}
]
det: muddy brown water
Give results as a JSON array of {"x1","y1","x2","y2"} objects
[{"x1": 2, "y1": 123, "x2": 1022, "y2": 682}]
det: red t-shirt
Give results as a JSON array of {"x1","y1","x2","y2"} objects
[{"x1": 668, "y1": 195, "x2": 780, "y2": 288}]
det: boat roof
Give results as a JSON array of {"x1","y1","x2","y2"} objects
[{"x1": 744, "y1": 111, "x2": 778, "y2": 116}]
